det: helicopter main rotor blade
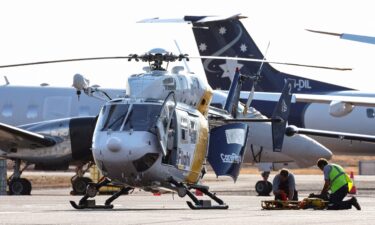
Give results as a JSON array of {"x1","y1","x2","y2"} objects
[
  {"x1": 190, "y1": 56, "x2": 352, "y2": 71},
  {"x1": 0, "y1": 57, "x2": 132, "y2": 69},
  {"x1": 0, "y1": 54, "x2": 352, "y2": 71}
]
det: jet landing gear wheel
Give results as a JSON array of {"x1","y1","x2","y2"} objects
[
  {"x1": 255, "y1": 181, "x2": 272, "y2": 196},
  {"x1": 8, "y1": 178, "x2": 32, "y2": 195},
  {"x1": 71, "y1": 177, "x2": 93, "y2": 195}
]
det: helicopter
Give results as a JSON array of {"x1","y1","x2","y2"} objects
[{"x1": 68, "y1": 49, "x2": 293, "y2": 210}]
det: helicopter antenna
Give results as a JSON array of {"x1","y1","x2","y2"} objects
[
  {"x1": 3, "y1": 76, "x2": 9, "y2": 85},
  {"x1": 174, "y1": 40, "x2": 192, "y2": 74},
  {"x1": 256, "y1": 41, "x2": 271, "y2": 78},
  {"x1": 244, "y1": 41, "x2": 271, "y2": 115}
]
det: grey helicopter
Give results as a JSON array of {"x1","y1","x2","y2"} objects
[{"x1": 68, "y1": 49, "x2": 293, "y2": 210}]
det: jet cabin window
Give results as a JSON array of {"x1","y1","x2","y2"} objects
[
  {"x1": 367, "y1": 108, "x2": 375, "y2": 118},
  {"x1": 1, "y1": 104, "x2": 12, "y2": 117},
  {"x1": 98, "y1": 104, "x2": 161, "y2": 131},
  {"x1": 27, "y1": 105, "x2": 38, "y2": 119}
]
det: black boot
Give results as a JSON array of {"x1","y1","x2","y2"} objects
[{"x1": 351, "y1": 197, "x2": 361, "y2": 210}]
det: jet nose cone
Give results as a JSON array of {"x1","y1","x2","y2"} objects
[
  {"x1": 303, "y1": 136, "x2": 333, "y2": 164},
  {"x1": 312, "y1": 141, "x2": 332, "y2": 159},
  {"x1": 282, "y1": 134, "x2": 332, "y2": 168}
]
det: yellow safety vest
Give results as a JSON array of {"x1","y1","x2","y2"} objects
[{"x1": 329, "y1": 164, "x2": 353, "y2": 193}]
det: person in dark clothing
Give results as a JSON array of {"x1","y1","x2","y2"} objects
[
  {"x1": 317, "y1": 158, "x2": 361, "y2": 210},
  {"x1": 272, "y1": 169, "x2": 298, "y2": 201}
]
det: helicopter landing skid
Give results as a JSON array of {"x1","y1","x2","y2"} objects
[
  {"x1": 70, "y1": 179, "x2": 133, "y2": 210},
  {"x1": 70, "y1": 200, "x2": 114, "y2": 209},
  {"x1": 185, "y1": 184, "x2": 228, "y2": 210}
]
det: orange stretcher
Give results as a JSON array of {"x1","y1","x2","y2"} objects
[{"x1": 261, "y1": 198, "x2": 328, "y2": 210}]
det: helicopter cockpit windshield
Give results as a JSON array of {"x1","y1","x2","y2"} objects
[{"x1": 97, "y1": 103, "x2": 161, "y2": 132}]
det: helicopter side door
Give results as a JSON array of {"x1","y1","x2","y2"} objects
[
  {"x1": 207, "y1": 123, "x2": 249, "y2": 181},
  {"x1": 155, "y1": 92, "x2": 177, "y2": 156}
]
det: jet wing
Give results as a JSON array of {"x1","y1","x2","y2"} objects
[
  {"x1": 306, "y1": 29, "x2": 375, "y2": 45},
  {"x1": 286, "y1": 125, "x2": 375, "y2": 143},
  {"x1": 239, "y1": 91, "x2": 375, "y2": 107},
  {"x1": 294, "y1": 94, "x2": 375, "y2": 107},
  {"x1": 0, "y1": 122, "x2": 57, "y2": 150}
]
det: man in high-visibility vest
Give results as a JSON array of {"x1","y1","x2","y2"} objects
[{"x1": 317, "y1": 158, "x2": 361, "y2": 210}]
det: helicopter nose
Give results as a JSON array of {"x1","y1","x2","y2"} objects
[
  {"x1": 106, "y1": 137, "x2": 122, "y2": 152},
  {"x1": 282, "y1": 134, "x2": 332, "y2": 168},
  {"x1": 99, "y1": 131, "x2": 160, "y2": 162}
]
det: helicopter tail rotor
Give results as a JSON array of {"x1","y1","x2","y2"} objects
[{"x1": 271, "y1": 79, "x2": 294, "y2": 152}]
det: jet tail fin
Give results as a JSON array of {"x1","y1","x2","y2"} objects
[
  {"x1": 271, "y1": 79, "x2": 293, "y2": 152},
  {"x1": 186, "y1": 15, "x2": 351, "y2": 93},
  {"x1": 140, "y1": 14, "x2": 350, "y2": 93}
]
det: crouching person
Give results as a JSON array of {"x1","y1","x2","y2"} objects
[
  {"x1": 317, "y1": 158, "x2": 361, "y2": 210},
  {"x1": 272, "y1": 169, "x2": 298, "y2": 201}
]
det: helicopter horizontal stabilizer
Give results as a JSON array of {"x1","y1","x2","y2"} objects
[
  {"x1": 207, "y1": 123, "x2": 249, "y2": 182},
  {"x1": 271, "y1": 79, "x2": 293, "y2": 152}
]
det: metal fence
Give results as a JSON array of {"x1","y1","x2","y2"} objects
[{"x1": 359, "y1": 160, "x2": 375, "y2": 175}]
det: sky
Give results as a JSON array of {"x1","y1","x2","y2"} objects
[{"x1": 0, "y1": 0, "x2": 374, "y2": 91}]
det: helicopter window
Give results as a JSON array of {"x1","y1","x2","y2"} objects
[
  {"x1": 181, "y1": 129, "x2": 187, "y2": 141},
  {"x1": 163, "y1": 77, "x2": 176, "y2": 91},
  {"x1": 99, "y1": 104, "x2": 129, "y2": 131},
  {"x1": 180, "y1": 117, "x2": 188, "y2": 127},
  {"x1": 178, "y1": 76, "x2": 188, "y2": 90},
  {"x1": 191, "y1": 77, "x2": 199, "y2": 90},
  {"x1": 210, "y1": 103, "x2": 223, "y2": 109},
  {"x1": 122, "y1": 104, "x2": 161, "y2": 131},
  {"x1": 189, "y1": 121, "x2": 197, "y2": 143}
]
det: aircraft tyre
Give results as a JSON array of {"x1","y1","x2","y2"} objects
[
  {"x1": 255, "y1": 180, "x2": 272, "y2": 196},
  {"x1": 72, "y1": 177, "x2": 93, "y2": 195},
  {"x1": 9, "y1": 178, "x2": 32, "y2": 195},
  {"x1": 177, "y1": 186, "x2": 187, "y2": 198}
]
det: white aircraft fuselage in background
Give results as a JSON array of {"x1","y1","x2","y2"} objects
[
  {"x1": 248, "y1": 91, "x2": 375, "y2": 155},
  {"x1": 0, "y1": 85, "x2": 331, "y2": 171}
]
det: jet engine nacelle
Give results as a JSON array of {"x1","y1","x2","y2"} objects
[
  {"x1": 329, "y1": 100, "x2": 354, "y2": 117},
  {"x1": 18, "y1": 117, "x2": 97, "y2": 165},
  {"x1": 69, "y1": 117, "x2": 97, "y2": 161}
]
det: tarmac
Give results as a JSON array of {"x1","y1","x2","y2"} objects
[{"x1": 0, "y1": 174, "x2": 374, "y2": 225}]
